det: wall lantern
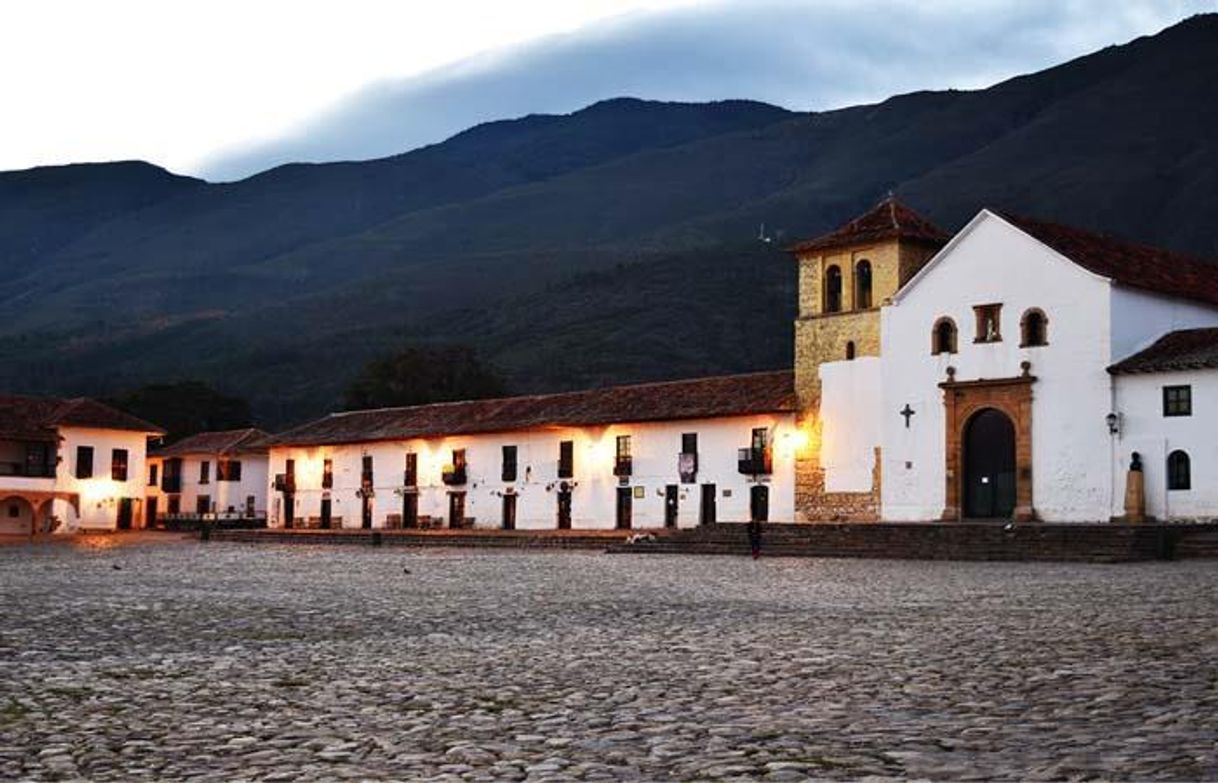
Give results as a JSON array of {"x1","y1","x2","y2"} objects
[{"x1": 1105, "y1": 412, "x2": 1122, "y2": 435}]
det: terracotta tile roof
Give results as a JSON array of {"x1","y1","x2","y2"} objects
[
  {"x1": 788, "y1": 196, "x2": 949, "y2": 254},
  {"x1": 1108, "y1": 328, "x2": 1218, "y2": 374},
  {"x1": 266, "y1": 370, "x2": 797, "y2": 447},
  {"x1": 0, "y1": 395, "x2": 164, "y2": 440},
  {"x1": 1001, "y1": 214, "x2": 1218, "y2": 309},
  {"x1": 152, "y1": 428, "x2": 270, "y2": 458}
]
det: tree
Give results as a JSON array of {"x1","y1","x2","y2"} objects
[
  {"x1": 108, "y1": 381, "x2": 253, "y2": 444},
  {"x1": 343, "y1": 345, "x2": 506, "y2": 411}
]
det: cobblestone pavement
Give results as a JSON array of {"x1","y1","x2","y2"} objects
[{"x1": 1, "y1": 539, "x2": 1216, "y2": 782}]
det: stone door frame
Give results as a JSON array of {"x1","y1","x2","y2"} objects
[{"x1": 939, "y1": 369, "x2": 1037, "y2": 522}]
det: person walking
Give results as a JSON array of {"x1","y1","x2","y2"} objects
[{"x1": 747, "y1": 519, "x2": 762, "y2": 559}]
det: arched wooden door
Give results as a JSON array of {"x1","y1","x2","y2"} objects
[{"x1": 963, "y1": 408, "x2": 1016, "y2": 519}]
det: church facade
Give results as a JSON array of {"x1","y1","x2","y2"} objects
[{"x1": 800, "y1": 201, "x2": 1218, "y2": 523}]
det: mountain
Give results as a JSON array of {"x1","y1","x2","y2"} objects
[{"x1": 1, "y1": 15, "x2": 1216, "y2": 427}]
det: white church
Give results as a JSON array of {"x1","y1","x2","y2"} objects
[{"x1": 260, "y1": 198, "x2": 1218, "y2": 529}]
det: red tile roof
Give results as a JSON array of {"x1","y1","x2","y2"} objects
[
  {"x1": 788, "y1": 196, "x2": 949, "y2": 254},
  {"x1": 1108, "y1": 328, "x2": 1218, "y2": 374},
  {"x1": 267, "y1": 370, "x2": 797, "y2": 447},
  {"x1": 1002, "y1": 214, "x2": 1218, "y2": 309},
  {"x1": 152, "y1": 428, "x2": 270, "y2": 458},
  {"x1": 0, "y1": 395, "x2": 164, "y2": 440}
]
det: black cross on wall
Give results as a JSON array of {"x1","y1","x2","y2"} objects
[{"x1": 900, "y1": 404, "x2": 916, "y2": 428}]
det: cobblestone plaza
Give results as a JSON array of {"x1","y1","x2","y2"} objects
[{"x1": 2, "y1": 539, "x2": 1215, "y2": 781}]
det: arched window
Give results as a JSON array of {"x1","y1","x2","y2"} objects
[
  {"x1": 845, "y1": 341, "x2": 856, "y2": 360},
  {"x1": 855, "y1": 259, "x2": 873, "y2": 309},
  {"x1": 1167, "y1": 450, "x2": 1191, "y2": 491},
  {"x1": 824, "y1": 265, "x2": 842, "y2": 313},
  {"x1": 1021, "y1": 308, "x2": 1048, "y2": 347},
  {"x1": 932, "y1": 317, "x2": 957, "y2": 355}
]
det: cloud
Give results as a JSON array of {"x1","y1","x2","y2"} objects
[{"x1": 200, "y1": 0, "x2": 1213, "y2": 182}]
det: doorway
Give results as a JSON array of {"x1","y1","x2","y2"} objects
[
  {"x1": 502, "y1": 494, "x2": 517, "y2": 530},
  {"x1": 283, "y1": 493, "x2": 295, "y2": 529},
  {"x1": 116, "y1": 498, "x2": 134, "y2": 530},
  {"x1": 448, "y1": 492, "x2": 466, "y2": 529},
  {"x1": 615, "y1": 487, "x2": 632, "y2": 530},
  {"x1": 402, "y1": 493, "x2": 418, "y2": 529},
  {"x1": 963, "y1": 407, "x2": 1017, "y2": 519},
  {"x1": 320, "y1": 496, "x2": 332, "y2": 529},
  {"x1": 700, "y1": 483, "x2": 716, "y2": 525},
  {"x1": 749, "y1": 485, "x2": 769, "y2": 522},
  {"x1": 664, "y1": 485, "x2": 679, "y2": 528},
  {"x1": 145, "y1": 496, "x2": 158, "y2": 529},
  {"x1": 556, "y1": 486, "x2": 572, "y2": 530}
]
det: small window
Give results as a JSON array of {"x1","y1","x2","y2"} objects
[
  {"x1": 681, "y1": 433, "x2": 698, "y2": 454},
  {"x1": 111, "y1": 449, "x2": 129, "y2": 482},
  {"x1": 76, "y1": 446, "x2": 94, "y2": 479},
  {"x1": 616, "y1": 435, "x2": 632, "y2": 458},
  {"x1": 974, "y1": 304, "x2": 1002, "y2": 343},
  {"x1": 404, "y1": 453, "x2": 417, "y2": 487},
  {"x1": 1163, "y1": 385, "x2": 1192, "y2": 417},
  {"x1": 503, "y1": 445, "x2": 519, "y2": 482},
  {"x1": 322, "y1": 458, "x2": 333, "y2": 489},
  {"x1": 825, "y1": 265, "x2": 843, "y2": 313},
  {"x1": 1020, "y1": 308, "x2": 1048, "y2": 347},
  {"x1": 196, "y1": 495, "x2": 211, "y2": 515},
  {"x1": 845, "y1": 341, "x2": 856, "y2": 360},
  {"x1": 199, "y1": 460, "x2": 210, "y2": 484},
  {"x1": 557, "y1": 441, "x2": 573, "y2": 479},
  {"x1": 1167, "y1": 450, "x2": 1191, "y2": 490},
  {"x1": 362, "y1": 455, "x2": 374, "y2": 483},
  {"x1": 218, "y1": 460, "x2": 242, "y2": 482},
  {"x1": 148, "y1": 464, "x2": 158, "y2": 487},
  {"x1": 932, "y1": 317, "x2": 958, "y2": 355},
  {"x1": 751, "y1": 427, "x2": 770, "y2": 451},
  {"x1": 452, "y1": 449, "x2": 466, "y2": 469},
  {"x1": 855, "y1": 259, "x2": 872, "y2": 309}
]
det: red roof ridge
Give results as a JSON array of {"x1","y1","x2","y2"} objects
[
  {"x1": 997, "y1": 211, "x2": 1218, "y2": 309},
  {"x1": 326, "y1": 369, "x2": 796, "y2": 419},
  {"x1": 788, "y1": 195, "x2": 949, "y2": 255}
]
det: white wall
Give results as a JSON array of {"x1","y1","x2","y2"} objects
[
  {"x1": 147, "y1": 454, "x2": 270, "y2": 518},
  {"x1": 54, "y1": 426, "x2": 152, "y2": 531},
  {"x1": 1113, "y1": 369, "x2": 1218, "y2": 521},
  {"x1": 819, "y1": 357, "x2": 882, "y2": 492},
  {"x1": 880, "y1": 213, "x2": 1117, "y2": 521},
  {"x1": 267, "y1": 413, "x2": 798, "y2": 530}
]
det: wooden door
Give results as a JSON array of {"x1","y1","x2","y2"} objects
[
  {"x1": 556, "y1": 489, "x2": 572, "y2": 530},
  {"x1": 144, "y1": 497, "x2": 158, "y2": 529},
  {"x1": 448, "y1": 492, "x2": 465, "y2": 529},
  {"x1": 283, "y1": 493, "x2": 295, "y2": 529},
  {"x1": 664, "y1": 485, "x2": 679, "y2": 528},
  {"x1": 700, "y1": 483, "x2": 716, "y2": 525},
  {"x1": 116, "y1": 498, "x2": 133, "y2": 530},
  {"x1": 502, "y1": 494, "x2": 517, "y2": 530},
  {"x1": 320, "y1": 496, "x2": 332, "y2": 529},
  {"x1": 615, "y1": 487, "x2": 632, "y2": 530},
  {"x1": 749, "y1": 485, "x2": 769, "y2": 522},
  {"x1": 964, "y1": 408, "x2": 1017, "y2": 518},
  {"x1": 403, "y1": 493, "x2": 418, "y2": 529},
  {"x1": 361, "y1": 496, "x2": 372, "y2": 529}
]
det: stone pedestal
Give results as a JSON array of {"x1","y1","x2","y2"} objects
[{"x1": 1123, "y1": 467, "x2": 1146, "y2": 524}]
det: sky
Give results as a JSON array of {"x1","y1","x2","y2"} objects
[{"x1": 2, "y1": 0, "x2": 1214, "y2": 181}]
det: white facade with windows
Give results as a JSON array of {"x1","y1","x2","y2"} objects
[
  {"x1": 263, "y1": 374, "x2": 798, "y2": 531},
  {"x1": 0, "y1": 397, "x2": 163, "y2": 534},
  {"x1": 147, "y1": 429, "x2": 270, "y2": 524}
]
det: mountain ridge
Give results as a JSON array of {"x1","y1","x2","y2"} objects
[{"x1": 1, "y1": 14, "x2": 1216, "y2": 426}]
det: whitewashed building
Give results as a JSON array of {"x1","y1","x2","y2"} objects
[
  {"x1": 263, "y1": 372, "x2": 799, "y2": 530},
  {"x1": 1107, "y1": 329, "x2": 1218, "y2": 521},
  {"x1": 147, "y1": 428, "x2": 270, "y2": 524},
  {"x1": 805, "y1": 205, "x2": 1218, "y2": 523},
  {"x1": 0, "y1": 396, "x2": 164, "y2": 534}
]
